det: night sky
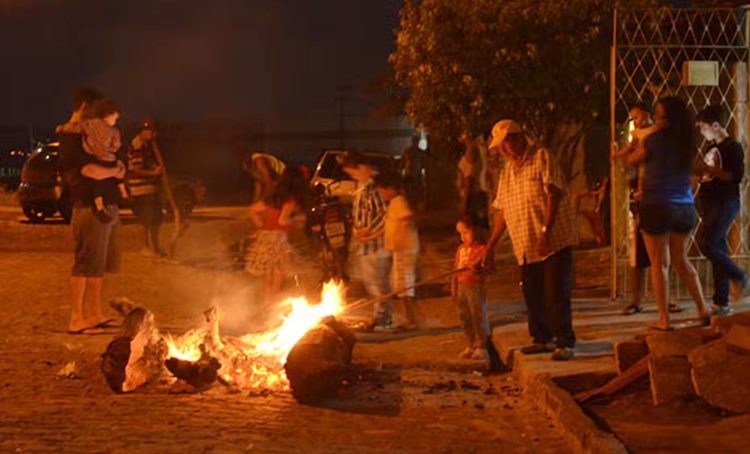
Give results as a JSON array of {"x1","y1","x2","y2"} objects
[{"x1": 0, "y1": 0, "x2": 401, "y2": 130}]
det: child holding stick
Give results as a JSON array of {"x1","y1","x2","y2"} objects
[{"x1": 452, "y1": 216, "x2": 491, "y2": 361}]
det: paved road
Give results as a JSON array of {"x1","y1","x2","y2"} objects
[{"x1": 0, "y1": 206, "x2": 570, "y2": 453}]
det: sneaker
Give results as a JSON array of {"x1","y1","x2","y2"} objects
[
  {"x1": 711, "y1": 304, "x2": 733, "y2": 317},
  {"x1": 458, "y1": 347, "x2": 474, "y2": 359},
  {"x1": 471, "y1": 348, "x2": 489, "y2": 361},
  {"x1": 551, "y1": 347, "x2": 575, "y2": 361},
  {"x1": 520, "y1": 343, "x2": 555, "y2": 355}
]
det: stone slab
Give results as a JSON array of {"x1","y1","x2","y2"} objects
[
  {"x1": 689, "y1": 339, "x2": 750, "y2": 413},
  {"x1": 726, "y1": 324, "x2": 750, "y2": 355},
  {"x1": 648, "y1": 356, "x2": 694, "y2": 406}
]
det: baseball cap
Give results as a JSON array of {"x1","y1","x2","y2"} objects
[{"x1": 488, "y1": 119, "x2": 522, "y2": 151}]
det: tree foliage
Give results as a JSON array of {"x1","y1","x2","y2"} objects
[{"x1": 390, "y1": 0, "x2": 657, "y2": 175}]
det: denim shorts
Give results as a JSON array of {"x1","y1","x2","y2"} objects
[
  {"x1": 71, "y1": 203, "x2": 120, "y2": 277},
  {"x1": 639, "y1": 203, "x2": 697, "y2": 235}
]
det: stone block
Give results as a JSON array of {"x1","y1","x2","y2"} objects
[
  {"x1": 689, "y1": 339, "x2": 750, "y2": 413},
  {"x1": 646, "y1": 331, "x2": 704, "y2": 358},
  {"x1": 648, "y1": 356, "x2": 694, "y2": 405},
  {"x1": 614, "y1": 339, "x2": 649, "y2": 374},
  {"x1": 711, "y1": 310, "x2": 750, "y2": 335},
  {"x1": 725, "y1": 324, "x2": 750, "y2": 355}
]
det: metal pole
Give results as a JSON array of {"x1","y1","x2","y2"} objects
[{"x1": 609, "y1": 7, "x2": 619, "y2": 301}]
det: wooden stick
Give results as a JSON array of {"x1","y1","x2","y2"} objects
[
  {"x1": 575, "y1": 355, "x2": 649, "y2": 403},
  {"x1": 341, "y1": 267, "x2": 469, "y2": 315},
  {"x1": 151, "y1": 141, "x2": 182, "y2": 257}
]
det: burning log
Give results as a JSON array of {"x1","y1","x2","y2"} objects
[
  {"x1": 101, "y1": 299, "x2": 168, "y2": 393},
  {"x1": 165, "y1": 349, "x2": 222, "y2": 390},
  {"x1": 284, "y1": 316, "x2": 356, "y2": 403}
]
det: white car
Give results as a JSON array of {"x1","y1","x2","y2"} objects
[{"x1": 310, "y1": 150, "x2": 396, "y2": 204}]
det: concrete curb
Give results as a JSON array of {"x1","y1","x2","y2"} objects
[{"x1": 506, "y1": 349, "x2": 628, "y2": 454}]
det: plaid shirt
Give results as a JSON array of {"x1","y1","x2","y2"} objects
[
  {"x1": 492, "y1": 147, "x2": 577, "y2": 265},
  {"x1": 352, "y1": 179, "x2": 386, "y2": 255}
]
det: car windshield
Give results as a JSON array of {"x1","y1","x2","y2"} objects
[{"x1": 317, "y1": 153, "x2": 393, "y2": 180}]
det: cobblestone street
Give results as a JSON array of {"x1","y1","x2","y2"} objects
[{"x1": 0, "y1": 208, "x2": 570, "y2": 453}]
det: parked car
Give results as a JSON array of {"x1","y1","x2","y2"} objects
[
  {"x1": 17, "y1": 141, "x2": 205, "y2": 223},
  {"x1": 17, "y1": 142, "x2": 69, "y2": 222},
  {"x1": 309, "y1": 150, "x2": 396, "y2": 204},
  {"x1": 0, "y1": 148, "x2": 28, "y2": 191}
]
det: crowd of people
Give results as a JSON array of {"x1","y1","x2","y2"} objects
[{"x1": 58, "y1": 87, "x2": 747, "y2": 366}]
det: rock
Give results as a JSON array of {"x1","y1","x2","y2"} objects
[
  {"x1": 648, "y1": 356, "x2": 694, "y2": 405},
  {"x1": 711, "y1": 310, "x2": 750, "y2": 335},
  {"x1": 646, "y1": 329, "x2": 714, "y2": 358},
  {"x1": 614, "y1": 339, "x2": 649, "y2": 374},
  {"x1": 689, "y1": 339, "x2": 750, "y2": 413},
  {"x1": 284, "y1": 317, "x2": 356, "y2": 404},
  {"x1": 726, "y1": 324, "x2": 750, "y2": 355}
]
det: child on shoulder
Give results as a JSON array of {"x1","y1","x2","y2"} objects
[
  {"x1": 376, "y1": 172, "x2": 419, "y2": 329},
  {"x1": 452, "y1": 216, "x2": 490, "y2": 361}
]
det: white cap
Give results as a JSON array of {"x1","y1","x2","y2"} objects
[{"x1": 488, "y1": 119, "x2": 522, "y2": 151}]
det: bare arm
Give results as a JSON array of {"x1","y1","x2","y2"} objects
[
  {"x1": 248, "y1": 202, "x2": 266, "y2": 228},
  {"x1": 543, "y1": 184, "x2": 562, "y2": 231},
  {"x1": 486, "y1": 209, "x2": 507, "y2": 252},
  {"x1": 626, "y1": 140, "x2": 647, "y2": 167}
]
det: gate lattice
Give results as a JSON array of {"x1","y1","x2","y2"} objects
[{"x1": 610, "y1": 7, "x2": 750, "y2": 300}]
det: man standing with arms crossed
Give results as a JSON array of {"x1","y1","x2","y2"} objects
[{"x1": 484, "y1": 119, "x2": 578, "y2": 361}]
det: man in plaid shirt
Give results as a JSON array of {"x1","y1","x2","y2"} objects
[
  {"x1": 485, "y1": 119, "x2": 578, "y2": 361},
  {"x1": 339, "y1": 152, "x2": 392, "y2": 331}
]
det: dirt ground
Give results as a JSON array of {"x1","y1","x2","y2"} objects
[{"x1": 0, "y1": 204, "x2": 572, "y2": 453}]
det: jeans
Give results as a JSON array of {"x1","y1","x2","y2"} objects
[
  {"x1": 456, "y1": 283, "x2": 490, "y2": 342},
  {"x1": 699, "y1": 198, "x2": 746, "y2": 307},
  {"x1": 520, "y1": 247, "x2": 576, "y2": 348},
  {"x1": 358, "y1": 249, "x2": 392, "y2": 322}
]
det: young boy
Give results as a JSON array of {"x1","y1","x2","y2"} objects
[
  {"x1": 452, "y1": 216, "x2": 490, "y2": 361},
  {"x1": 696, "y1": 105, "x2": 749, "y2": 315},
  {"x1": 376, "y1": 172, "x2": 419, "y2": 330}
]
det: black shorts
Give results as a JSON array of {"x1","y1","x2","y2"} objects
[
  {"x1": 639, "y1": 203, "x2": 697, "y2": 236},
  {"x1": 132, "y1": 193, "x2": 162, "y2": 227}
]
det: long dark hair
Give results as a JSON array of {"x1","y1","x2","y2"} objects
[
  {"x1": 656, "y1": 96, "x2": 697, "y2": 169},
  {"x1": 266, "y1": 166, "x2": 308, "y2": 209}
]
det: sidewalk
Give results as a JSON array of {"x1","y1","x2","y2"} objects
[{"x1": 355, "y1": 292, "x2": 750, "y2": 453}]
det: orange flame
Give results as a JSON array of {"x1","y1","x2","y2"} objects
[{"x1": 164, "y1": 280, "x2": 346, "y2": 391}]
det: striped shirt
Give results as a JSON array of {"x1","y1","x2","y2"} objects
[
  {"x1": 492, "y1": 147, "x2": 577, "y2": 265},
  {"x1": 352, "y1": 179, "x2": 386, "y2": 255},
  {"x1": 127, "y1": 137, "x2": 160, "y2": 196}
]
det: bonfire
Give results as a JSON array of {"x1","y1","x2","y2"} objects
[{"x1": 163, "y1": 280, "x2": 349, "y2": 393}]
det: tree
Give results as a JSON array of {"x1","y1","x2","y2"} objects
[{"x1": 390, "y1": 0, "x2": 657, "y2": 178}]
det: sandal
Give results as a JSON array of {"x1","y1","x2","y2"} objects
[
  {"x1": 90, "y1": 318, "x2": 117, "y2": 328},
  {"x1": 67, "y1": 326, "x2": 107, "y2": 335},
  {"x1": 622, "y1": 304, "x2": 643, "y2": 316},
  {"x1": 668, "y1": 304, "x2": 684, "y2": 313}
]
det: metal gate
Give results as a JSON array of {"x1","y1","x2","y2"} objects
[{"x1": 610, "y1": 7, "x2": 750, "y2": 300}]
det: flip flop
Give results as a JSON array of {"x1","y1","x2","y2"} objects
[
  {"x1": 621, "y1": 304, "x2": 643, "y2": 316},
  {"x1": 90, "y1": 318, "x2": 117, "y2": 328},
  {"x1": 668, "y1": 304, "x2": 684, "y2": 313},
  {"x1": 649, "y1": 324, "x2": 674, "y2": 332},
  {"x1": 67, "y1": 326, "x2": 107, "y2": 335}
]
